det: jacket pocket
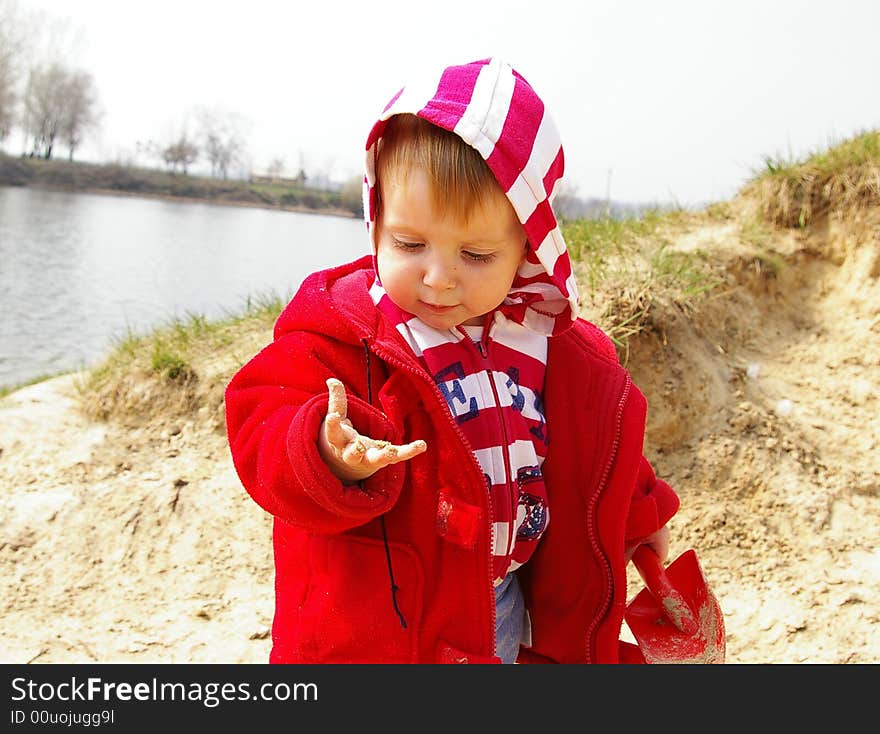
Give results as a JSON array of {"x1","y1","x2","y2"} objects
[
  {"x1": 436, "y1": 487, "x2": 482, "y2": 548},
  {"x1": 295, "y1": 534, "x2": 423, "y2": 663}
]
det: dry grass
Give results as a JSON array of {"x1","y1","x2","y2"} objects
[
  {"x1": 744, "y1": 129, "x2": 880, "y2": 228},
  {"x1": 77, "y1": 295, "x2": 283, "y2": 430},
  {"x1": 564, "y1": 210, "x2": 720, "y2": 364}
]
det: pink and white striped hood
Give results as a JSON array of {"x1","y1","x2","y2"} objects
[{"x1": 363, "y1": 57, "x2": 579, "y2": 336}]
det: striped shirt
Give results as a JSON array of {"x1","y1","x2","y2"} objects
[{"x1": 371, "y1": 281, "x2": 550, "y2": 581}]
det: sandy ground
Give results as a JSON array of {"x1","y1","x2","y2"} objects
[{"x1": 1, "y1": 207, "x2": 878, "y2": 664}]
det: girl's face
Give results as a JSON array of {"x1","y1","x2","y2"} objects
[{"x1": 375, "y1": 164, "x2": 527, "y2": 331}]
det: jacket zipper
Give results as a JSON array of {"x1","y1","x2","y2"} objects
[
  {"x1": 484, "y1": 368, "x2": 514, "y2": 558},
  {"x1": 583, "y1": 372, "x2": 631, "y2": 663},
  {"x1": 473, "y1": 335, "x2": 515, "y2": 659},
  {"x1": 368, "y1": 338, "x2": 498, "y2": 658}
]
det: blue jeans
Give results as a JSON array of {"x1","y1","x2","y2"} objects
[{"x1": 494, "y1": 572, "x2": 525, "y2": 664}]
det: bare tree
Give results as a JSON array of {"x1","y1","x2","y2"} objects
[
  {"x1": 0, "y1": 46, "x2": 14, "y2": 143},
  {"x1": 1, "y1": 1, "x2": 91, "y2": 151},
  {"x1": 22, "y1": 62, "x2": 67, "y2": 157},
  {"x1": 21, "y1": 62, "x2": 98, "y2": 159},
  {"x1": 195, "y1": 105, "x2": 246, "y2": 179},
  {"x1": 60, "y1": 69, "x2": 98, "y2": 160},
  {"x1": 0, "y1": 0, "x2": 28, "y2": 144},
  {"x1": 161, "y1": 131, "x2": 198, "y2": 174}
]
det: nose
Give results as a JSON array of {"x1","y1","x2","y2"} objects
[{"x1": 422, "y1": 257, "x2": 456, "y2": 291}]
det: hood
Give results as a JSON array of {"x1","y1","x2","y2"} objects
[{"x1": 362, "y1": 57, "x2": 579, "y2": 336}]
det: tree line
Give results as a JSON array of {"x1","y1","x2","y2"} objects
[
  {"x1": 1, "y1": 1, "x2": 98, "y2": 160},
  {"x1": 0, "y1": 1, "x2": 259, "y2": 180}
]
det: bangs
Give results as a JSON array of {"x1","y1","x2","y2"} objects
[{"x1": 375, "y1": 114, "x2": 501, "y2": 222}]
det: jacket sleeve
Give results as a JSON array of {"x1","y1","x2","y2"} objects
[
  {"x1": 566, "y1": 319, "x2": 680, "y2": 544},
  {"x1": 224, "y1": 331, "x2": 406, "y2": 534},
  {"x1": 624, "y1": 454, "x2": 680, "y2": 544}
]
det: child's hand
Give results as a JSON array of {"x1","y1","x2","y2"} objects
[
  {"x1": 318, "y1": 377, "x2": 428, "y2": 483},
  {"x1": 625, "y1": 525, "x2": 670, "y2": 564}
]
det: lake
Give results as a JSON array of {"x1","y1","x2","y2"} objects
[{"x1": 0, "y1": 186, "x2": 367, "y2": 391}]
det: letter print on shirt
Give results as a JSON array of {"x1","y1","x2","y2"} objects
[{"x1": 434, "y1": 362, "x2": 480, "y2": 423}]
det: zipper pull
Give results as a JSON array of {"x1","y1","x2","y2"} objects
[{"x1": 456, "y1": 325, "x2": 489, "y2": 359}]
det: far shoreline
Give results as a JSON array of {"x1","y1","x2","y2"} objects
[
  {"x1": 0, "y1": 153, "x2": 363, "y2": 220},
  {"x1": 11, "y1": 180, "x2": 360, "y2": 220}
]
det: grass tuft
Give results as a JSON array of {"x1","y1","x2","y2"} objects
[
  {"x1": 78, "y1": 291, "x2": 286, "y2": 428},
  {"x1": 744, "y1": 129, "x2": 880, "y2": 228},
  {"x1": 564, "y1": 209, "x2": 719, "y2": 361}
]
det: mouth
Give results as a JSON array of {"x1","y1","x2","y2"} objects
[{"x1": 421, "y1": 302, "x2": 457, "y2": 313}]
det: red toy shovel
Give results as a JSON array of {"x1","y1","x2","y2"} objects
[{"x1": 625, "y1": 547, "x2": 726, "y2": 664}]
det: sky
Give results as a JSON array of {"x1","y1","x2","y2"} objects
[{"x1": 14, "y1": 0, "x2": 880, "y2": 206}]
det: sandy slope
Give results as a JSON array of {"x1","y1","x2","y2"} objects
[{"x1": 1, "y1": 208, "x2": 878, "y2": 664}]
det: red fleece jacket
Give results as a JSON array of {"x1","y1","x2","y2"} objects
[{"x1": 224, "y1": 256, "x2": 679, "y2": 663}]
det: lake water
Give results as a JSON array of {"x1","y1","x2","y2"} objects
[{"x1": 0, "y1": 186, "x2": 367, "y2": 391}]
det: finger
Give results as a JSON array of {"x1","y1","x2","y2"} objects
[
  {"x1": 326, "y1": 378, "x2": 348, "y2": 419},
  {"x1": 365, "y1": 439, "x2": 427, "y2": 465},
  {"x1": 392, "y1": 439, "x2": 428, "y2": 462},
  {"x1": 324, "y1": 411, "x2": 356, "y2": 449},
  {"x1": 341, "y1": 438, "x2": 367, "y2": 466}
]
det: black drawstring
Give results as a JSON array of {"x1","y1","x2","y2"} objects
[
  {"x1": 361, "y1": 339, "x2": 407, "y2": 630},
  {"x1": 381, "y1": 515, "x2": 407, "y2": 629}
]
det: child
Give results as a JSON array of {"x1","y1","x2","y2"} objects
[{"x1": 225, "y1": 57, "x2": 679, "y2": 664}]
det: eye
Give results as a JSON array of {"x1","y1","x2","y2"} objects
[
  {"x1": 391, "y1": 236, "x2": 423, "y2": 251},
  {"x1": 463, "y1": 250, "x2": 497, "y2": 263}
]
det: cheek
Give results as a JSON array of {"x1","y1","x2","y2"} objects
[
  {"x1": 462, "y1": 267, "x2": 509, "y2": 306},
  {"x1": 376, "y1": 248, "x2": 409, "y2": 293},
  {"x1": 483, "y1": 262, "x2": 520, "y2": 303},
  {"x1": 376, "y1": 260, "x2": 394, "y2": 294},
  {"x1": 375, "y1": 239, "x2": 392, "y2": 280}
]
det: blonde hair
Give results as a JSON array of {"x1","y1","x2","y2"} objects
[{"x1": 375, "y1": 114, "x2": 502, "y2": 223}]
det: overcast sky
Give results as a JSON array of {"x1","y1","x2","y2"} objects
[{"x1": 17, "y1": 0, "x2": 880, "y2": 206}]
